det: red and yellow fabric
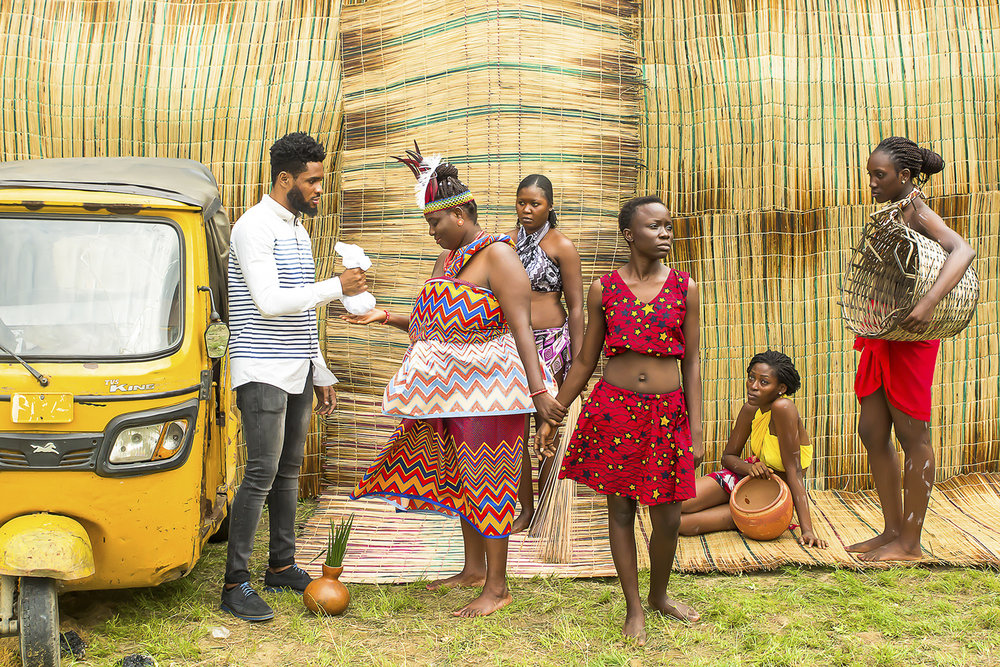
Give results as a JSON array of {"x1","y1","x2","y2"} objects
[
  {"x1": 382, "y1": 233, "x2": 554, "y2": 418},
  {"x1": 352, "y1": 415, "x2": 523, "y2": 537},
  {"x1": 355, "y1": 233, "x2": 553, "y2": 537},
  {"x1": 600, "y1": 268, "x2": 688, "y2": 359},
  {"x1": 559, "y1": 380, "x2": 696, "y2": 505}
]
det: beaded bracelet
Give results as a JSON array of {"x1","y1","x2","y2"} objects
[
  {"x1": 379, "y1": 309, "x2": 391, "y2": 325},
  {"x1": 528, "y1": 388, "x2": 549, "y2": 398}
]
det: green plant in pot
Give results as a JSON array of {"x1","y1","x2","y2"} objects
[{"x1": 303, "y1": 514, "x2": 353, "y2": 615}]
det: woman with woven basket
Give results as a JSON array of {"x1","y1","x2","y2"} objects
[
  {"x1": 506, "y1": 174, "x2": 585, "y2": 534},
  {"x1": 536, "y1": 196, "x2": 703, "y2": 642},
  {"x1": 344, "y1": 145, "x2": 565, "y2": 617},
  {"x1": 849, "y1": 137, "x2": 976, "y2": 562}
]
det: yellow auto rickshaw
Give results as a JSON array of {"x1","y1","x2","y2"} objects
[{"x1": 0, "y1": 158, "x2": 238, "y2": 667}]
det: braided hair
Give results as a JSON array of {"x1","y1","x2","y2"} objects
[
  {"x1": 873, "y1": 137, "x2": 946, "y2": 185},
  {"x1": 517, "y1": 174, "x2": 558, "y2": 227},
  {"x1": 747, "y1": 350, "x2": 801, "y2": 396},
  {"x1": 432, "y1": 162, "x2": 478, "y2": 221}
]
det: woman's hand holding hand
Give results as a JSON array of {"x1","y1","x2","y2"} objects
[
  {"x1": 340, "y1": 309, "x2": 386, "y2": 326},
  {"x1": 535, "y1": 422, "x2": 557, "y2": 459},
  {"x1": 532, "y1": 393, "x2": 567, "y2": 425}
]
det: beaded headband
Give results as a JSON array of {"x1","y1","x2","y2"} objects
[
  {"x1": 422, "y1": 191, "x2": 475, "y2": 213},
  {"x1": 392, "y1": 141, "x2": 475, "y2": 214}
]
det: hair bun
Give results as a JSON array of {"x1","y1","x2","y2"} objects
[
  {"x1": 434, "y1": 162, "x2": 460, "y2": 180},
  {"x1": 920, "y1": 147, "x2": 945, "y2": 176}
]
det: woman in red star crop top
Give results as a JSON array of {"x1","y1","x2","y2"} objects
[{"x1": 537, "y1": 195, "x2": 703, "y2": 642}]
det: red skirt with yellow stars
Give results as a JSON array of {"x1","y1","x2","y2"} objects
[{"x1": 558, "y1": 379, "x2": 695, "y2": 505}]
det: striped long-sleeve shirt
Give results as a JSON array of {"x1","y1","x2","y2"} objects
[{"x1": 228, "y1": 195, "x2": 341, "y2": 392}]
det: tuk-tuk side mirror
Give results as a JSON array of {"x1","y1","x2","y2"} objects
[
  {"x1": 198, "y1": 285, "x2": 229, "y2": 358},
  {"x1": 205, "y1": 322, "x2": 230, "y2": 359}
]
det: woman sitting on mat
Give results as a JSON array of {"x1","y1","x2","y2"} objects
[
  {"x1": 344, "y1": 145, "x2": 564, "y2": 617},
  {"x1": 507, "y1": 174, "x2": 585, "y2": 534},
  {"x1": 537, "y1": 195, "x2": 703, "y2": 642},
  {"x1": 678, "y1": 350, "x2": 826, "y2": 548},
  {"x1": 848, "y1": 137, "x2": 975, "y2": 562}
]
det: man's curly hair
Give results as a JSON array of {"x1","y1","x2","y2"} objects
[{"x1": 269, "y1": 132, "x2": 326, "y2": 185}]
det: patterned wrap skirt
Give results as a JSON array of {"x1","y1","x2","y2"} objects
[
  {"x1": 533, "y1": 323, "x2": 571, "y2": 381},
  {"x1": 559, "y1": 379, "x2": 696, "y2": 505},
  {"x1": 351, "y1": 414, "x2": 524, "y2": 538},
  {"x1": 708, "y1": 457, "x2": 756, "y2": 494}
]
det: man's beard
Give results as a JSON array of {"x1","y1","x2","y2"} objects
[{"x1": 287, "y1": 186, "x2": 318, "y2": 216}]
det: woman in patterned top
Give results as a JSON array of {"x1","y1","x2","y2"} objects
[
  {"x1": 345, "y1": 148, "x2": 564, "y2": 617},
  {"x1": 506, "y1": 174, "x2": 585, "y2": 533},
  {"x1": 537, "y1": 195, "x2": 703, "y2": 642}
]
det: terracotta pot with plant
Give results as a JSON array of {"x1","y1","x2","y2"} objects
[{"x1": 303, "y1": 514, "x2": 353, "y2": 616}]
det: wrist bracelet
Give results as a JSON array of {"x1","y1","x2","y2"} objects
[
  {"x1": 380, "y1": 309, "x2": 391, "y2": 325},
  {"x1": 528, "y1": 388, "x2": 549, "y2": 398}
]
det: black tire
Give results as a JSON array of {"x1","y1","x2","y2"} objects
[{"x1": 18, "y1": 577, "x2": 60, "y2": 667}]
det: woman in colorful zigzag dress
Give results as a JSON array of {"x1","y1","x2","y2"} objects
[
  {"x1": 537, "y1": 195, "x2": 703, "y2": 642},
  {"x1": 344, "y1": 146, "x2": 564, "y2": 617}
]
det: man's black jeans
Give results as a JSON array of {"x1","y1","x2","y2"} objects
[{"x1": 225, "y1": 371, "x2": 313, "y2": 585}]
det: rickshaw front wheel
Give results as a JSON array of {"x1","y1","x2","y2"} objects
[{"x1": 18, "y1": 577, "x2": 60, "y2": 667}]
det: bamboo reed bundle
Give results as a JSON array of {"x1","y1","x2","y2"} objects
[
  {"x1": 528, "y1": 397, "x2": 583, "y2": 563},
  {"x1": 326, "y1": 0, "x2": 643, "y2": 494}
]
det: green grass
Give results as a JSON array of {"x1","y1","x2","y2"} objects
[{"x1": 2, "y1": 501, "x2": 999, "y2": 666}]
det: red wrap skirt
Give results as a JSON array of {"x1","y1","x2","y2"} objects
[
  {"x1": 558, "y1": 379, "x2": 696, "y2": 505},
  {"x1": 854, "y1": 336, "x2": 940, "y2": 421}
]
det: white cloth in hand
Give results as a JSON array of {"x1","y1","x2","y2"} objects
[{"x1": 334, "y1": 242, "x2": 377, "y2": 315}]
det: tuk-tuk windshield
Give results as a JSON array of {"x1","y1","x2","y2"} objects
[{"x1": 0, "y1": 217, "x2": 182, "y2": 359}]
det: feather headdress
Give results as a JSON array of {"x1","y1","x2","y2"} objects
[{"x1": 392, "y1": 142, "x2": 474, "y2": 213}]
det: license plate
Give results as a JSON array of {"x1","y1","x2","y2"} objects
[{"x1": 10, "y1": 393, "x2": 74, "y2": 424}]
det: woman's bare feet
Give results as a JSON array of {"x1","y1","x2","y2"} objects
[
  {"x1": 857, "y1": 539, "x2": 923, "y2": 562},
  {"x1": 622, "y1": 610, "x2": 647, "y2": 645},
  {"x1": 846, "y1": 530, "x2": 898, "y2": 554},
  {"x1": 510, "y1": 510, "x2": 533, "y2": 535},
  {"x1": 452, "y1": 589, "x2": 513, "y2": 617},
  {"x1": 426, "y1": 570, "x2": 486, "y2": 591},
  {"x1": 648, "y1": 594, "x2": 700, "y2": 622}
]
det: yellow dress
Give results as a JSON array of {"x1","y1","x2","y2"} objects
[{"x1": 746, "y1": 407, "x2": 812, "y2": 472}]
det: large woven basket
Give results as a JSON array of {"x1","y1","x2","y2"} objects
[{"x1": 841, "y1": 193, "x2": 979, "y2": 341}]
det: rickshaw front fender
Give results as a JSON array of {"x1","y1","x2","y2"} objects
[{"x1": 0, "y1": 514, "x2": 95, "y2": 581}]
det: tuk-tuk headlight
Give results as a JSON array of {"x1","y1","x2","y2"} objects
[
  {"x1": 109, "y1": 419, "x2": 190, "y2": 464},
  {"x1": 152, "y1": 420, "x2": 188, "y2": 461}
]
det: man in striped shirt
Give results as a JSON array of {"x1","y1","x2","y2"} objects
[{"x1": 222, "y1": 133, "x2": 366, "y2": 622}]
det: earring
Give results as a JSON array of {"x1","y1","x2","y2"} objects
[{"x1": 457, "y1": 219, "x2": 464, "y2": 227}]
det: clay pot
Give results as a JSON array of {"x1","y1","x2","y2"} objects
[
  {"x1": 730, "y1": 475, "x2": 794, "y2": 541},
  {"x1": 303, "y1": 565, "x2": 350, "y2": 616}
]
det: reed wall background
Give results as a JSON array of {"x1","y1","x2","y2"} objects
[
  {"x1": 324, "y1": 0, "x2": 644, "y2": 493},
  {"x1": 0, "y1": 0, "x2": 996, "y2": 495},
  {"x1": 640, "y1": 1, "x2": 999, "y2": 490}
]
